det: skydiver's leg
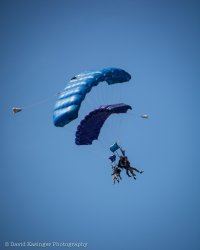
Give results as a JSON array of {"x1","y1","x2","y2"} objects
[
  {"x1": 132, "y1": 167, "x2": 140, "y2": 173},
  {"x1": 112, "y1": 175, "x2": 115, "y2": 184},
  {"x1": 116, "y1": 172, "x2": 122, "y2": 180},
  {"x1": 113, "y1": 174, "x2": 119, "y2": 184},
  {"x1": 126, "y1": 166, "x2": 137, "y2": 179},
  {"x1": 132, "y1": 167, "x2": 144, "y2": 174},
  {"x1": 126, "y1": 169, "x2": 132, "y2": 177},
  {"x1": 130, "y1": 170, "x2": 136, "y2": 179}
]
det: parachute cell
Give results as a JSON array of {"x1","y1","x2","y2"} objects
[
  {"x1": 75, "y1": 103, "x2": 132, "y2": 145},
  {"x1": 53, "y1": 68, "x2": 131, "y2": 127}
]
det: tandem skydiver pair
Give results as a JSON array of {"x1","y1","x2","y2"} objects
[{"x1": 109, "y1": 143, "x2": 144, "y2": 184}]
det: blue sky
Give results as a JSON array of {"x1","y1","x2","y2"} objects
[{"x1": 1, "y1": 0, "x2": 200, "y2": 249}]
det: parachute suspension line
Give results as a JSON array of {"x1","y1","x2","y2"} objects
[
  {"x1": 109, "y1": 84, "x2": 117, "y2": 105},
  {"x1": 85, "y1": 83, "x2": 116, "y2": 116},
  {"x1": 93, "y1": 84, "x2": 105, "y2": 107},
  {"x1": 80, "y1": 93, "x2": 97, "y2": 114},
  {"x1": 105, "y1": 83, "x2": 129, "y2": 144},
  {"x1": 95, "y1": 83, "x2": 108, "y2": 108},
  {"x1": 23, "y1": 93, "x2": 58, "y2": 110},
  {"x1": 94, "y1": 84, "x2": 103, "y2": 106},
  {"x1": 110, "y1": 113, "x2": 127, "y2": 148},
  {"x1": 12, "y1": 92, "x2": 59, "y2": 114},
  {"x1": 98, "y1": 83, "x2": 111, "y2": 108},
  {"x1": 114, "y1": 149, "x2": 120, "y2": 157},
  {"x1": 104, "y1": 87, "x2": 109, "y2": 105},
  {"x1": 117, "y1": 114, "x2": 123, "y2": 140},
  {"x1": 98, "y1": 85, "x2": 117, "y2": 142},
  {"x1": 82, "y1": 84, "x2": 103, "y2": 113}
]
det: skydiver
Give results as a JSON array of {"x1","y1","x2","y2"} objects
[
  {"x1": 118, "y1": 156, "x2": 144, "y2": 179},
  {"x1": 111, "y1": 166, "x2": 122, "y2": 184},
  {"x1": 124, "y1": 156, "x2": 144, "y2": 179}
]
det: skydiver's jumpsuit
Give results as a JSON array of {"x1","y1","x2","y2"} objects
[
  {"x1": 111, "y1": 167, "x2": 122, "y2": 184},
  {"x1": 118, "y1": 157, "x2": 142, "y2": 178}
]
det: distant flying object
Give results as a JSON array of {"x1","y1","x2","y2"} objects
[
  {"x1": 12, "y1": 107, "x2": 23, "y2": 114},
  {"x1": 141, "y1": 114, "x2": 149, "y2": 119}
]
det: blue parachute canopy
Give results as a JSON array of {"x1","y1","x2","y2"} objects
[
  {"x1": 53, "y1": 68, "x2": 131, "y2": 127},
  {"x1": 110, "y1": 142, "x2": 120, "y2": 153},
  {"x1": 75, "y1": 103, "x2": 132, "y2": 145},
  {"x1": 109, "y1": 154, "x2": 117, "y2": 163}
]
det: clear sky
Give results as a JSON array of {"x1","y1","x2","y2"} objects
[{"x1": 1, "y1": 0, "x2": 200, "y2": 249}]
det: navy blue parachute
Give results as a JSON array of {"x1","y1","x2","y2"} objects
[
  {"x1": 75, "y1": 103, "x2": 132, "y2": 145},
  {"x1": 53, "y1": 68, "x2": 131, "y2": 127}
]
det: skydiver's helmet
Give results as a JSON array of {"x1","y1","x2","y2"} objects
[{"x1": 120, "y1": 156, "x2": 125, "y2": 162}]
